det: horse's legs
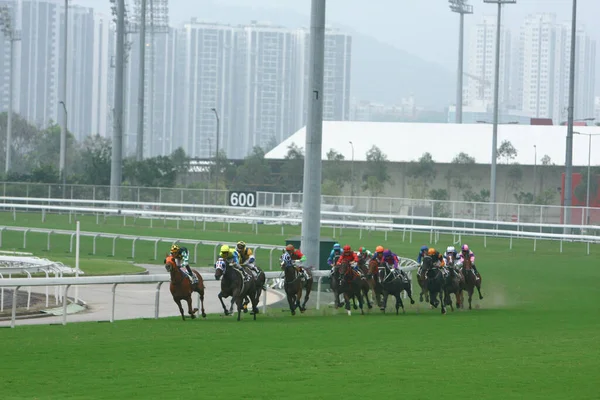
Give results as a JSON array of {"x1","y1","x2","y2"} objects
[
  {"x1": 352, "y1": 295, "x2": 358, "y2": 310},
  {"x1": 286, "y1": 290, "x2": 297, "y2": 316},
  {"x1": 405, "y1": 284, "x2": 416, "y2": 305},
  {"x1": 185, "y1": 296, "x2": 197, "y2": 319},
  {"x1": 468, "y1": 287, "x2": 474, "y2": 310},
  {"x1": 440, "y1": 291, "x2": 447, "y2": 315},
  {"x1": 363, "y1": 284, "x2": 372, "y2": 309},
  {"x1": 175, "y1": 298, "x2": 186, "y2": 321},
  {"x1": 301, "y1": 281, "x2": 312, "y2": 312},
  {"x1": 218, "y1": 292, "x2": 231, "y2": 316},
  {"x1": 476, "y1": 282, "x2": 484, "y2": 300},
  {"x1": 295, "y1": 285, "x2": 303, "y2": 313},
  {"x1": 343, "y1": 292, "x2": 352, "y2": 316},
  {"x1": 380, "y1": 290, "x2": 388, "y2": 312},
  {"x1": 356, "y1": 290, "x2": 365, "y2": 315},
  {"x1": 393, "y1": 293, "x2": 402, "y2": 315},
  {"x1": 196, "y1": 288, "x2": 206, "y2": 318}
]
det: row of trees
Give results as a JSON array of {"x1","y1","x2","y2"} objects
[{"x1": 1, "y1": 112, "x2": 594, "y2": 206}]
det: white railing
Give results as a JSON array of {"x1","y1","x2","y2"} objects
[
  {"x1": 1, "y1": 259, "x2": 419, "y2": 328},
  {"x1": 2, "y1": 181, "x2": 597, "y2": 225},
  {"x1": 0, "y1": 199, "x2": 599, "y2": 247}
]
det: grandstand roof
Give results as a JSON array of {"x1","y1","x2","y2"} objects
[{"x1": 264, "y1": 122, "x2": 600, "y2": 166}]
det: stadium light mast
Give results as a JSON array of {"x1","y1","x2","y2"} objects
[
  {"x1": 563, "y1": 0, "x2": 578, "y2": 232},
  {"x1": 0, "y1": 4, "x2": 20, "y2": 174},
  {"x1": 483, "y1": 0, "x2": 516, "y2": 220},
  {"x1": 449, "y1": 0, "x2": 473, "y2": 124},
  {"x1": 301, "y1": 0, "x2": 326, "y2": 274},
  {"x1": 110, "y1": 0, "x2": 126, "y2": 202}
]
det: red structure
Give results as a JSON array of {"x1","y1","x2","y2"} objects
[{"x1": 560, "y1": 173, "x2": 600, "y2": 224}]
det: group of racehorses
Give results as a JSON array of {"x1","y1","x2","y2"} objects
[
  {"x1": 417, "y1": 253, "x2": 484, "y2": 315},
  {"x1": 162, "y1": 250, "x2": 483, "y2": 322}
]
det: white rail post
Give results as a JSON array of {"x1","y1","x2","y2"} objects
[
  {"x1": 62, "y1": 284, "x2": 71, "y2": 325},
  {"x1": 75, "y1": 221, "x2": 80, "y2": 304},
  {"x1": 154, "y1": 282, "x2": 163, "y2": 319},
  {"x1": 110, "y1": 283, "x2": 118, "y2": 322},
  {"x1": 10, "y1": 285, "x2": 20, "y2": 328}
]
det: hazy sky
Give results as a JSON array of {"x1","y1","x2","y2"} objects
[{"x1": 79, "y1": 0, "x2": 600, "y2": 88}]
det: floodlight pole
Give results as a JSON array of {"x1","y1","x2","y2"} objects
[
  {"x1": 483, "y1": 0, "x2": 516, "y2": 220},
  {"x1": 449, "y1": 1, "x2": 473, "y2": 124},
  {"x1": 301, "y1": 0, "x2": 326, "y2": 271},
  {"x1": 563, "y1": 0, "x2": 578, "y2": 232},
  {"x1": 136, "y1": 0, "x2": 147, "y2": 161},
  {"x1": 110, "y1": 0, "x2": 126, "y2": 201}
]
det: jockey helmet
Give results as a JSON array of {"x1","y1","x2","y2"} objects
[
  {"x1": 220, "y1": 245, "x2": 230, "y2": 254},
  {"x1": 281, "y1": 252, "x2": 292, "y2": 263},
  {"x1": 375, "y1": 245, "x2": 384, "y2": 253},
  {"x1": 382, "y1": 249, "x2": 392, "y2": 258},
  {"x1": 427, "y1": 248, "x2": 437, "y2": 256},
  {"x1": 333, "y1": 243, "x2": 341, "y2": 250},
  {"x1": 447, "y1": 246, "x2": 455, "y2": 253},
  {"x1": 420, "y1": 245, "x2": 429, "y2": 252},
  {"x1": 358, "y1": 247, "x2": 365, "y2": 254},
  {"x1": 170, "y1": 244, "x2": 180, "y2": 254},
  {"x1": 285, "y1": 244, "x2": 295, "y2": 252},
  {"x1": 237, "y1": 241, "x2": 246, "y2": 251},
  {"x1": 343, "y1": 244, "x2": 352, "y2": 253},
  {"x1": 462, "y1": 244, "x2": 469, "y2": 252}
]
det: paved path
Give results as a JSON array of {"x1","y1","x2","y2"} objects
[{"x1": 0, "y1": 264, "x2": 286, "y2": 327}]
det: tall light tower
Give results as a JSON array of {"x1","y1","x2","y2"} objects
[
  {"x1": 563, "y1": 0, "x2": 578, "y2": 231},
  {"x1": 483, "y1": 0, "x2": 516, "y2": 219},
  {"x1": 110, "y1": 0, "x2": 126, "y2": 202},
  {"x1": 449, "y1": 0, "x2": 473, "y2": 124},
  {"x1": 0, "y1": 4, "x2": 21, "y2": 174}
]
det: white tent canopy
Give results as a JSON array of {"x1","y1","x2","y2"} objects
[{"x1": 265, "y1": 121, "x2": 600, "y2": 166}]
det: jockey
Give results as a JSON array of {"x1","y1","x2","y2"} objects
[
  {"x1": 236, "y1": 241, "x2": 260, "y2": 278},
  {"x1": 371, "y1": 245, "x2": 385, "y2": 262},
  {"x1": 336, "y1": 245, "x2": 360, "y2": 274},
  {"x1": 428, "y1": 247, "x2": 449, "y2": 278},
  {"x1": 170, "y1": 244, "x2": 198, "y2": 285},
  {"x1": 381, "y1": 249, "x2": 408, "y2": 280},
  {"x1": 356, "y1": 246, "x2": 372, "y2": 265},
  {"x1": 417, "y1": 245, "x2": 429, "y2": 264},
  {"x1": 444, "y1": 245, "x2": 459, "y2": 266},
  {"x1": 457, "y1": 244, "x2": 480, "y2": 277},
  {"x1": 285, "y1": 244, "x2": 309, "y2": 280},
  {"x1": 219, "y1": 244, "x2": 248, "y2": 280},
  {"x1": 327, "y1": 243, "x2": 343, "y2": 271}
]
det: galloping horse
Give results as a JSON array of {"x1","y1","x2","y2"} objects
[
  {"x1": 164, "y1": 255, "x2": 206, "y2": 320},
  {"x1": 423, "y1": 256, "x2": 446, "y2": 314},
  {"x1": 461, "y1": 257, "x2": 483, "y2": 310},
  {"x1": 338, "y1": 260, "x2": 370, "y2": 316},
  {"x1": 443, "y1": 267, "x2": 464, "y2": 311},
  {"x1": 214, "y1": 260, "x2": 259, "y2": 321},
  {"x1": 377, "y1": 263, "x2": 413, "y2": 314},
  {"x1": 367, "y1": 259, "x2": 384, "y2": 307},
  {"x1": 417, "y1": 259, "x2": 430, "y2": 303},
  {"x1": 280, "y1": 255, "x2": 313, "y2": 315}
]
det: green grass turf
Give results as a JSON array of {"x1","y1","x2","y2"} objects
[
  {"x1": 0, "y1": 212, "x2": 599, "y2": 398},
  {"x1": 1, "y1": 251, "x2": 599, "y2": 399}
]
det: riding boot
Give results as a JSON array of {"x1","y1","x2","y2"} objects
[{"x1": 186, "y1": 266, "x2": 197, "y2": 285}]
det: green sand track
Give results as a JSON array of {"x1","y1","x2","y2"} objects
[{"x1": 0, "y1": 211, "x2": 599, "y2": 399}]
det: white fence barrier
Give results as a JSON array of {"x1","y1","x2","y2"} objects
[
  {"x1": 0, "y1": 199, "x2": 599, "y2": 248},
  {"x1": 1, "y1": 260, "x2": 419, "y2": 328}
]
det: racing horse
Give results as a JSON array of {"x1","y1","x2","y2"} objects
[
  {"x1": 377, "y1": 262, "x2": 413, "y2": 314},
  {"x1": 338, "y1": 260, "x2": 370, "y2": 316},
  {"x1": 461, "y1": 257, "x2": 483, "y2": 310},
  {"x1": 214, "y1": 259, "x2": 259, "y2": 321},
  {"x1": 164, "y1": 255, "x2": 206, "y2": 320},
  {"x1": 280, "y1": 254, "x2": 313, "y2": 315},
  {"x1": 367, "y1": 259, "x2": 384, "y2": 307},
  {"x1": 417, "y1": 258, "x2": 430, "y2": 303},
  {"x1": 423, "y1": 255, "x2": 446, "y2": 314},
  {"x1": 443, "y1": 266, "x2": 464, "y2": 311}
]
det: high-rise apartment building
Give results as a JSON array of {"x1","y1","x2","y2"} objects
[
  {"x1": 177, "y1": 21, "x2": 236, "y2": 159},
  {"x1": 292, "y1": 27, "x2": 352, "y2": 132},
  {"x1": 464, "y1": 15, "x2": 511, "y2": 109},
  {"x1": 91, "y1": 12, "x2": 111, "y2": 138}
]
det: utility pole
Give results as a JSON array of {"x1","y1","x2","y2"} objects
[
  {"x1": 563, "y1": 0, "x2": 578, "y2": 232},
  {"x1": 301, "y1": 0, "x2": 326, "y2": 272},
  {"x1": 449, "y1": 0, "x2": 473, "y2": 124},
  {"x1": 533, "y1": 144, "x2": 537, "y2": 200},
  {"x1": 0, "y1": 4, "x2": 20, "y2": 174},
  {"x1": 135, "y1": 0, "x2": 146, "y2": 161},
  {"x1": 483, "y1": 0, "x2": 516, "y2": 219},
  {"x1": 110, "y1": 0, "x2": 126, "y2": 202},
  {"x1": 60, "y1": 0, "x2": 68, "y2": 194}
]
